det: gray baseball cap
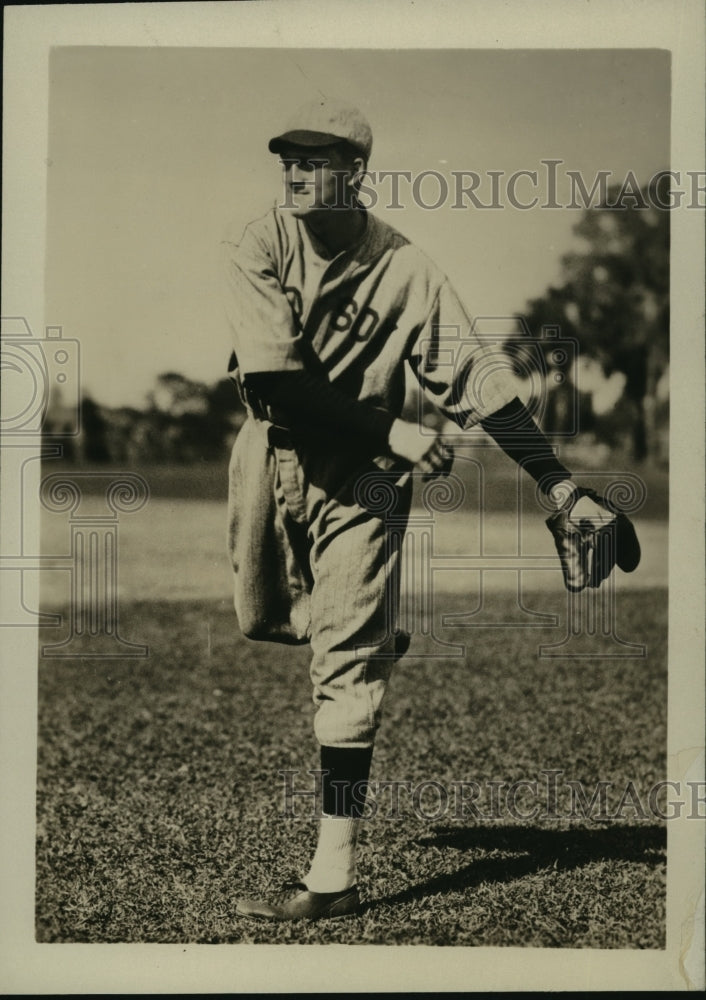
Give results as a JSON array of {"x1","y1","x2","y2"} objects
[{"x1": 268, "y1": 98, "x2": 373, "y2": 160}]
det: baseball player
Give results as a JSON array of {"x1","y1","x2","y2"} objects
[{"x1": 220, "y1": 99, "x2": 631, "y2": 921}]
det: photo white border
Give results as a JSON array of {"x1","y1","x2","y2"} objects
[{"x1": 2, "y1": 0, "x2": 704, "y2": 992}]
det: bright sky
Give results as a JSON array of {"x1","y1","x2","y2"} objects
[{"x1": 45, "y1": 47, "x2": 670, "y2": 408}]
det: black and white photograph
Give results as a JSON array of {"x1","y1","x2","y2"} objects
[{"x1": 1, "y1": 1, "x2": 704, "y2": 993}]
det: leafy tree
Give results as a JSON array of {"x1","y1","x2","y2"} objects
[
  {"x1": 144, "y1": 372, "x2": 244, "y2": 462},
  {"x1": 80, "y1": 395, "x2": 110, "y2": 463},
  {"x1": 520, "y1": 177, "x2": 669, "y2": 461},
  {"x1": 146, "y1": 372, "x2": 210, "y2": 418}
]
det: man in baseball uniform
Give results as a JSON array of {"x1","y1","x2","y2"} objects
[{"x1": 221, "y1": 98, "x2": 612, "y2": 920}]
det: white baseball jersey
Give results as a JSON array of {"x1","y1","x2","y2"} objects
[{"x1": 221, "y1": 205, "x2": 516, "y2": 434}]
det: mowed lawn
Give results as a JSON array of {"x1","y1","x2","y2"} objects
[{"x1": 36, "y1": 587, "x2": 667, "y2": 947}]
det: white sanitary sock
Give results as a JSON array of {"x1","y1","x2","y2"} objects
[{"x1": 304, "y1": 814, "x2": 360, "y2": 893}]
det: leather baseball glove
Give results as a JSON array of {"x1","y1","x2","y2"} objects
[{"x1": 546, "y1": 485, "x2": 641, "y2": 592}]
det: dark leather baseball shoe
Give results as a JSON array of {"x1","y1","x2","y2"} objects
[{"x1": 236, "y1": 880, "x2": 361, "y2": 921}]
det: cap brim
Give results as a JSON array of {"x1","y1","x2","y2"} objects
[{"x1": 268, "y1": 130, "x2": 344, "y2": 153}]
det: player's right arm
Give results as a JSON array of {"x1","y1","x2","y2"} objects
[{"x1": 220, "y1": 216, "x2": 447, "y2": 469}]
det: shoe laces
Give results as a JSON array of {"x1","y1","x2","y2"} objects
[{"x1": 268, "y1": 879, "x2": 308, "y2": 903}]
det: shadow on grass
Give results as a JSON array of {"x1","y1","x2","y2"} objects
[{"x1": 362, "y1": 822, "x2": 665, "y2": 913}]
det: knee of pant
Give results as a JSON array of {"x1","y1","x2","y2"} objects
[
  {"x1": 314, "y1": 709, "x2": 379, "y2": 750},
  {"x1": 309, "y1": 647, "x2": 396, "y2": 699},
  {"x1": 312, "y1": 677, "x2": 390, "y2": 748}
]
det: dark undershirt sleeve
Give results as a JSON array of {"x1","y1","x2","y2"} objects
[
  {"x1": 480, "y1": 397, "x2": 571, "y2": 494},
  {"x1": 244, "y1": 370, "x2": 396, "y2": 448}
]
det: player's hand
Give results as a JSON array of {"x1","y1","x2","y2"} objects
[
  {"x1": 388, "y1": 419, "x2": 454, "y2": 477},
  {"x1": 569, "y1": 493, "x2": 617, "y2": 528},
  {"x1": 418, "y1": 437, "x2": 455, "y2": 480},
  {"x1": 548, "y1": 480, "x2": 616, "y2": 528}
]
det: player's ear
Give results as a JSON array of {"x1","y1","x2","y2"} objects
[{"x1": 347, "y1": 156, "x2": 367, "y2": 192}]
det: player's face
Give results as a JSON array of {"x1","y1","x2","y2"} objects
[{"x1": 279, "y1": 144, "x2": 359, "y2": 216}]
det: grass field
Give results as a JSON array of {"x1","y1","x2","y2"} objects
[{"x1": 36, "y1": 588, "x2": 668, "y2": 947}]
